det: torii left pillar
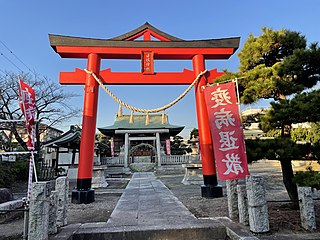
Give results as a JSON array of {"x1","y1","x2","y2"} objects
[{"x1": 71, "y1": 53, "x2": 100, "y2": 204}]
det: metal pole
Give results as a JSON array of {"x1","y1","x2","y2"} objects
[{"x1": 22, "y1": 199, "x2": 29, "y2": 240}]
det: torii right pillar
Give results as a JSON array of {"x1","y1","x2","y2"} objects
[{"x1": 193, "y1": 54, "x2": 223, "y2": 198}]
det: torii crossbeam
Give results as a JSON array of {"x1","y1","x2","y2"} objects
[{"x1": 49, "y1": 22, "x2": 240, "y2": 204}]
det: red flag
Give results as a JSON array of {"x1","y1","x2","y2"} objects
[
  {"x1": 166, "y1": 139, "x2": 171, "y2": 155},
  {"x1": 204, "y1": 81, "x2": 249, "y2": 180},
  {"x1": 18, "y1": 79, "x2": 36, "y2": 150},
  {"x1": 110, "y1": 138, "x2": 115, "y2": 157}
]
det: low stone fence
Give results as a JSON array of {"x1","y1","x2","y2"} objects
[
  {"x1": 0, "y1": 199, "x2": 24, "y2": 223},
  {"x1": 28, "y1": 176, "x2": 69, "y2": 240},
  {"x1": 101, "y1": 156, "x2": 125, "y2": 166},
  {"x1": 226, "y1": 175, "x2": 317, "y2": 233},
  {"x1": 101, "y1": 154, "x2": 200, "y2": 167}
]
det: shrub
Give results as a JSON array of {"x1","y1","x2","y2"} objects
[
  {"x1": 0, "y1": 163, "x2": 16, "y2": 188},
  {"x1": 0, "y1": 160, "x2": 29, "y2": 188},
  {"x1": 293, "y1": 166, "x2": 320, "y2": 189}
]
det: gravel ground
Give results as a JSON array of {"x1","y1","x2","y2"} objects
[{"x1": 1, "y1": 160, "x2": 320, "y2": 239}]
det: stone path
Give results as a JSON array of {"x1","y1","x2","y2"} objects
[
  {"x1": 51, "y1": 172, "x2": 227, "y2": 239},
  {"x1": 106, "y1": 172, "x2": 199, "y2": 228}
]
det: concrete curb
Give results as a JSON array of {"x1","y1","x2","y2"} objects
[{"x1": 202, "y1": 217, "x2": 260, "y2": 240}]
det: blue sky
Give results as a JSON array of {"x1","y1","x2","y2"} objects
[{"x1": 0, "y1": 0, "x2": 319, "y2": 137}]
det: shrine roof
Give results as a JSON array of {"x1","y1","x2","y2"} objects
[
  {"x1": 98, "y1": 114, "x2": 184, "y2": 136},
  {"x1": 49, "y1": 22, "x2": 240, "y2": 59},
  {"x1": 43, "y1": 125, "x2": 81, "y2": 149},
  {"x1": 44, "y1": 125, "x2": 109, "y2": 150}
]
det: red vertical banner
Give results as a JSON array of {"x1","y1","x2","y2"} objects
[
  {"x1": 110, "y1": 138, "x2": 115, "y2": 157},
  {"x1": 141, "y1": 51, "x2": 154, "y2": 75},
  {"x1": 18, "y1": 79, "x2": 36, "y2": 151},
  {"x1": 18, "y1": 79, "x2": 37, "y2": 201},
  {"x1": 166, "y1": 139, "x2": 171, "y2": 155},
  {"x1": 204, "y1": 81, "x2": 249, "y2": 180}
]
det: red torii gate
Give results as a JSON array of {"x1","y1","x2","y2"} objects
[{"x1": 49, "y1": 23, "x2": 240, "y2": 204}]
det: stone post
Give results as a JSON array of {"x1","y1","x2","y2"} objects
[
  {"x1": 246, "y1": 175, "x2": 269, "y2": 233},
  {"x1": 226, "y1": 179, "x2": 239, "y2": 221},
  {"x1": 156, "y1": 132, "x2": 161, "y2": 167},
  {"x1": 48, "y1": 190, "x2": 58, "y2": 234},
  {"x1": 124, "y1": 133, "x2": 129, "y2": 168},
  {"x1": 237, "y1": 184, "x2": 249, "y2": 225},
  {"x1": 56, "y1": 177, "x2": 69, "y2": 227},
  {"x1": 298, "y1": 186, "x2": 316, "y2": 231},
  {"x1": 28, "y1": 181, "x2": 50, "y2": 240}
]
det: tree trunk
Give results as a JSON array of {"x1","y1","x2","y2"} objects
[
  {"x1": 279, "y1": 159, "x2": 298, "y2": 206},
  {"x1": 11, "y1": 124, "x2": 27, "y2": 151}
]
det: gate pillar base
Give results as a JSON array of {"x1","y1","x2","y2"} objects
[
  {"x1": 201, "y1": 185, "x2": 223, "y2": 198},
  {"x1": 71, "y1": 189, "x2": 95, "y2": 204}
]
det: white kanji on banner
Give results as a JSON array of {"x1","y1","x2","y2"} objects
[
  {"x1": 18, "y1": 79, "x2": 36, "y2": 150},
  {"x1": 204, "y1": 81, "x2": 249, "y2": 180},
  {"x1": 219, "y1": 131, "x2": 239, "y2": 151},
  {"x1": 210, "y1": 87, "x2": 232, "y2": 108},
  {"x1": 214, "y1": 108, "x2": 236, "y2": 129},
  {"x1": 222, "y1": 153, "x2": 244, "y2": 175}
]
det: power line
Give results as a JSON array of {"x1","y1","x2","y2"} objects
[
  {"x1": 0, "y1": 51, "x2": 24, "y2": 72},
  {"x1": 0, "y1": 39, "x2": 34, "y2": 73}
]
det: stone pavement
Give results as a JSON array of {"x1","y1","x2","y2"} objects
[
  {"x1": 51, "y1": 172, "x2": 228, "y2": 240},
  {"x1": 106, "y1": 172, "x2": 201, "y2": 228}
]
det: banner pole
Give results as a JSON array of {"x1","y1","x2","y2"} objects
[
  {"x1": 27, "y1": 155, "x2": 33, "y2": 200},
  {"x1": 31, "y1": 151, "x2": 38, "y2": 182}
]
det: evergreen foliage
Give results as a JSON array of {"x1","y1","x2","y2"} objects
[
  {"x1": 189, "y1": 128, "x2": 199, "y2": 139},
  {"x1": 245, "y1": 138, "x2": 310, "y2": 163},
  {"x1": 294, "y1": 166, "x2": 320, "y2": 189},
  {"x1": 216, "y1": 27, "x2": 320, "y2": 204},
  {"x1": 217, "y1": 28, "x2": 320, "y2": 103},
  {"x1": 0, "y1": 160, "x2": 28, "y2": 187},
  {"x1": 170, "y1": 136, "x2": 192, "y2": 155}
]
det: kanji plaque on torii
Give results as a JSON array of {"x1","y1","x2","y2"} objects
[{"x1": 49, "y1": 23, "x2": 240, "y2": 204}]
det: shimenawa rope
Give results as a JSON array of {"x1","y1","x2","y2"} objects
[{"x1": 84, "y1": 69, "x2": 208, "y2": 113}]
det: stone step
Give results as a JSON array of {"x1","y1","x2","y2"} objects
[
  {"x1": 129, "y1": 162, "x2": 156, "y2": 172},
  {"x1": 70, "y1": 221, "x2": 226, "y2": 240}
]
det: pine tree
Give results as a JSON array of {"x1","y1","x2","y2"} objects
[{"x1": 218, "y1": 28, "x2": 320, "y2": 204}]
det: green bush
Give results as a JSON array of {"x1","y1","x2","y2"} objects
[
  {"x1": 12, "y1": 160, "x2": 29, "y2": 181},
  {"x1": 0, "y1": 160, "x2": 29, "y2": 188},
  {"x1": 293, "y1": 166, "x2": 320, "y2": 189}
]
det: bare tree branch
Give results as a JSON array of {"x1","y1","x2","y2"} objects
[{"x1": 0, "y1": 71, "x2": 80, "y2": 151}]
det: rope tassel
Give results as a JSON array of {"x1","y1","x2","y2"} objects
[
  {"x1": 162, "y1": 111, "x2": 166, "y2": 124},
  {"x1": 145, "y1": 113, "x2": 150, "y2": 126},
  {"x1": 118, "y1": 104, "x2": 123, "y2": 117},
  {"x1": 129, "y1": 111, "x2": 134, "y2": 124}
]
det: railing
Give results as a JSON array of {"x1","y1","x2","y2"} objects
[
  {"x1": 101, "y1": 156, "x2": 125, "y2": 166},
  {"x1": 38, "y1": 164, "x2": 56, "y2": 180},
  {"x1": 161, "y1": 154, "x2": 200, "y2": 165},
  {"x1": 100, "y1": 154, "x2": 201, "y2": 166}
]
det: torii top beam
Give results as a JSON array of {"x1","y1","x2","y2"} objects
[
  {"x1": 49, "y1": 22, "x2": 239, "y2": 60},
  {"x1": 49, "y1": 22, "x2": 240, "y2": 85}
]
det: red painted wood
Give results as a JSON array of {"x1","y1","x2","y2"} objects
[
  {"x1": 59, "y1": 68, "x2": 224, "y2": 85},
  {"x1": 78, "y1": 53, "x2": 101, "y2": 180},
  {"x1": 193, "y1": 54, "x2": 217, "y2": 176},
  {"x1": 143, "y1": 31, "x2": 151, "y2": 41},
  {"x1": 124, "y1": 29, "x2": 171, "y2": 41},
  {"x1": 55, "y1": 46, "x2": 235, "y2": 59}
]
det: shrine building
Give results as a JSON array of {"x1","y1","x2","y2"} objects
[{"x1": 98, "y1": 113, "x2": 184, "y2": 168}]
